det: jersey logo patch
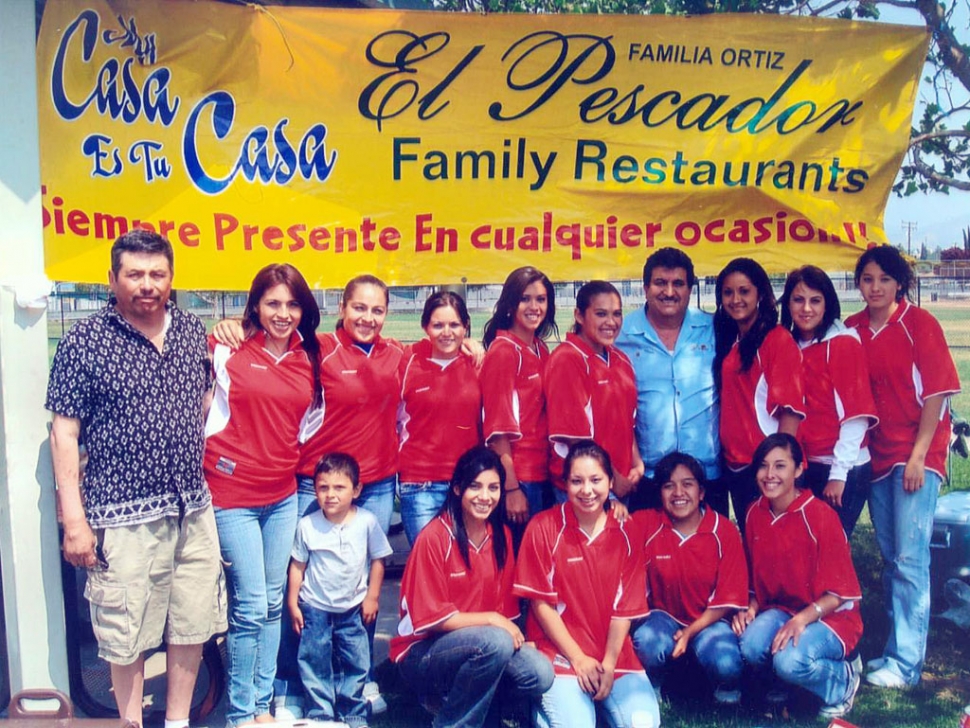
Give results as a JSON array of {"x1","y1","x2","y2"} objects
[{"x1": 215, "y1": 456, "x2": 236, "y2": 476}]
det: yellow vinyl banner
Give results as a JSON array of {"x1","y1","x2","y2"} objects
[{"x1": 36, "y1": 0, "x2": 929, "y2": 288}]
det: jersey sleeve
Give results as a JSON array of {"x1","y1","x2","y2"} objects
[
  {"x1": 912, "y1": 310, "x2": 961, "y2": 399},
  {"x1": 710, "y1": 518, "x2": 749, "y2": 610},
  {"x1": 545, "y1": 348, "x2": 593, "y2": 442},
  {"x1": 513, "y1": 517, "x2": 557, "y2": 604},
  {"x1": 763, "y1": 328, "x2": 805, "y2": 418},
  {"x1": 828, "y1": 335, "x2": 878, "y2": 425},
  {"x1": 614, "y1": 526, "x2": 648, "y2": 619},
  {"x1": 481, "y1": 343, "x2": 523, "y2": 443},
  {"x1": 399, "y1": 526, "x2": 460, "y2": 633},
  {"x1": 812, "y1": 506, "x2": 862, "y2": 602}
]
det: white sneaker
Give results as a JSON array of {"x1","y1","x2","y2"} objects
[
  {"x1": 866, "y1": 665, "x2": 910, "y2": 689},
  {"x1": 866, "y1": 656, "x2": 887, "y2": 673},
  {"x1": 273, "y1": 695, "x2": 305, "y2": 721},
  {"x1": 363, "y1": 681, "x2": 387, "y2": 715}
]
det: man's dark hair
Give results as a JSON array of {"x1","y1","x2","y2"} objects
[
  {"x1": 111, "y1": 229, "x2": 174, "y2": 275},
  {"x1": 642, "y1": 248, "x2": 696, "y2": 289}
]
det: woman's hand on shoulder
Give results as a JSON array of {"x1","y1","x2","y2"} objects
[
  {"x1": 212, "y1": 319, "x2": 246, "y2": 349},
  {"x1": 462, "y1": 338, "x2": 485, "y2": 368},
  {"x1": 609, "y1": 499, "x2": 631, "y2": 524}
]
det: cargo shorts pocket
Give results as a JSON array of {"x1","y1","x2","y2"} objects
[{"x1": 84, "y1": 580, "x2": 131, "y2": 652}]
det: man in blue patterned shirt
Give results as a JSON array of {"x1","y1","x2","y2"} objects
[
  {"x1": 617, "y1": 249, "x2": 722, "y2": 512},
  {"x1": 47, "y1": 230, "x2": 225, "y2": 728}
]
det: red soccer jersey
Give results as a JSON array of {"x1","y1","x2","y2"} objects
[
  {"x1": 798, "y1": 327, "x2": 877, "y2": 462},
  {"x1": 481, "y1": 330, "x2": 550, "y2": 482},
  {"x1": 205, "y1": 331, "x2": 313, "y2": 508},
  {"x1": 390, "y1": 515, "x2": 518, "y2": 663},
  {"x1": 513, "y1": 504, "x2": 648, "y2": 675},
  {"x1": 845, "y1": 300, "x2": 961, "y2": 480},
  {"x1": 720, "y1": 326, "x2": 805, "y2": 469},
  {"x1": 298, "y1": 328, "x2": 405, "y2": 485},
  {"x1": 544, "y1": 333, "x2": 638, "y2": 490},
  {"x1": 398, "y1": 339, "x2": 482, "y2": 483},
  {"x1": 744, "y1": 489, "x2": 863, "y2": 653},
  {"x1": 633, "y1": 507, "x2": 748, "y2": 626}
]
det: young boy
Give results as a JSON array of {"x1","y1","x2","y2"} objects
[{"x1": 287, "y1": 452, "x2": 393, "y2": 728}]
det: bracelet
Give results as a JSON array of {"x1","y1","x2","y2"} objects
[
  {"x1": 811, "y1": 602, "x2": 823, "y2": 620},
  {"x1": 505, "y1": 487, "x2": 521, "y2": 493}
]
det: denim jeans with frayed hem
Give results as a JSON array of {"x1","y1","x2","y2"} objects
[
  {"x1": 868, "y1": 465, "x2": 941, "y2": 685},
  {"x1": 297, "y1": 603, "x2": 369, "y2": 726},
  {"x1": 215, "y1": 494, "x2": 298, "y2": 727},
  {"x1": 399, "y1": 626, "x2": 554, "y2": 728},
  {"x1": 632, "y1": 611, "x2": 742, "y2": 691},
  {"x1": 739, "y1": 607, "x2": 851, "y2": 706}
]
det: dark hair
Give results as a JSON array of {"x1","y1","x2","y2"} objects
[
  {"x1": 654, "y1": 451, "x2": 706, "y2": 489},
  {"x1": 713, "y1": 258, "x2": 778, "y2": 390},
  {"x1": 243, "y1": 264, "x2": 322, "y2": 406},
  {"x1": 572, "y1": 280, "x2": 621, "y2": 335},
  {"x1": 563, "y1": 439, "x2": 613, "y2": 482},
  {"x1": 314, "y1": 451, "x2": 360, "y2": 488},
  {"x1": 111, "y1": 229, "x2": 174, "y2": 274},
  {"x1": 750, "y1": 433, "x2": 804, "y2": 472},
  {"x1": 779, "y1": 266, "x2": 840, "y2": 342},
  {"x1": 336, "y1": 274, "x2": 389, "y2": 330},
  {"x1": 483, "y1": 267, "x2": 558, "y2": 347},
  {"x1": 421, "y1": 291, "x2": 471, "y2": 331},
  {"x1": 854, "y1": 245, "x2": 912, "y2": 302},
  {"x1": 642, "y1": 248, "x2": 696, "y2": 289},
  {"x1": 441, "y1": 446, "x2": 508, "y2": 570}
]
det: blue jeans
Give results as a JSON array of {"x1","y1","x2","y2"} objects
[
  {"x1": 297, "y1": 603, "x2": 369, "y2": 726},
  {"x1": 804, "y1": 461, "x2": 872, "y2": 539},
  {"x1": 399, "y1": 480, "x2": 450, "y2": 547},
  {"x1": 215, "y1": 494, "x2": 298, "y2": 726},
  {"x1": 399, "y1": 626, "x2": 554, "y2": 728},
  {"x1": 632, "y1": 611, "x2": 742, "y2": 690},
  {"x1": 868, "y1": 465, "x2": 941, "y2": 685},
  {"x1": 275, "y1": 478, "x2": 322, "y2": 700},
  {"x1": 356, "y1": 474, "x2": 396, "y2": 535},
  {"x1": 739, "y1": 607, "x2": 851, "y2": 706},
  {"x1": 536, "y1": 672, "x2": 660, "y2": 728}
]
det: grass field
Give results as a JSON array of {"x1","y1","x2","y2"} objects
[{"x1": 46, "y1": 298, "x2": 970, "y2": 726}]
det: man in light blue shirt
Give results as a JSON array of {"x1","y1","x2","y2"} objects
[{"x1": 617, "y1": 249, "x2": 722, "y2": 512}]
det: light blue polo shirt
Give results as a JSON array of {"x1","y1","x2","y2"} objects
[{"x1": 616, "y1": 305, "x2": 720, "y2": 480}]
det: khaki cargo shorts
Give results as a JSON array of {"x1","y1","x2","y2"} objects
[{"x1": 85, "y1": 504, "x2": 228, "y2": 665}]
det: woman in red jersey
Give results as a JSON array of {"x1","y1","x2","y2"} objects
[
  {"x1": 482, "y1": 267, "x2": 558, "y2": 532},
  {"x1": 713, "y1": 257, "x2": 804, "y2": 527},
  {"x1": 514, "y1": 441, "x2": 660, "y2": 728},
  {"x1": 544, "y1": 280, "x2": 642, "y2": 506},
  {"x1": 779, "y1": 265, "x2": 877, "y2": 538},
  {"x1": 392, "y1": 446, "x2": 553, "y2": 727},
  {"x1": 844, "y1": 245, "x2": 960, "y2": 689},
  {"x1": 733, "y1": 434, "x2": 863, "y2": 720},
  {"x1": 398, "y1": 291, "x2": 483, "y2": 546},
  {"x1": 205, "y1": 264, "x2": 321, "y2": 728}
]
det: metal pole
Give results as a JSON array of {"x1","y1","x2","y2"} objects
[{"x1": 0, "y1": 0, "x2": 70, "y2": 694}]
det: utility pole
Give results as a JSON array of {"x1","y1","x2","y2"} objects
[{"x1": 902, "y1": 221, "x2": 918, "y2": 255}]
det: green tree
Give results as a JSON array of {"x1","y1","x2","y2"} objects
[{"x1": 432, "y1": 0, "x2": 970, "y2": 196}]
